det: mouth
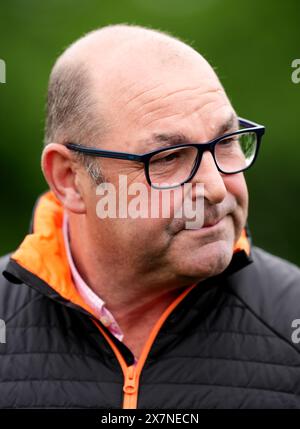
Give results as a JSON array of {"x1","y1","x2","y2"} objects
[
  {"x1": 184, "y1": 215, "x2": 227, "y2": 233},
  {"x1": 169, "y1": 208, "x2": 232, "y2": 236}
]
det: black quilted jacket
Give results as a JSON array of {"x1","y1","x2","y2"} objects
[{"x1": 0, "y1": 191, "x2": 300, "y2": 409}]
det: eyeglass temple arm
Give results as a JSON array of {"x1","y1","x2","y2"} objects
[
  {"x1": 238, "y1": 117, "x2": 264, "y2": 128},
  {"x1": 65, "y1": 143, "x2": 143, "y2": 161}
]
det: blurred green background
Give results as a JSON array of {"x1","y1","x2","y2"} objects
[{"x1": 0, "y1": 0, "x2": 299, "y2": 264}]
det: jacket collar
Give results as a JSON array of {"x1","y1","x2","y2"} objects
[{"x1": 2, "y1": 190, "x2": 253, "y2": 317}]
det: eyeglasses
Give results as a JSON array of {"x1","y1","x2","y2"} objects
[{"x1": 66, "y1": 117, "x2": 265, "y2": 189}]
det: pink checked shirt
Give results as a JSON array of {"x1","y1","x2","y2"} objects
[{"x1": 62, "y1": 211, "x2": 125, "y2": 342}]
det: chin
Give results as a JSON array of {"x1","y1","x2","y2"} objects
[{"x1": 175, "y1": 239, "x2": 234, "y2": 280}]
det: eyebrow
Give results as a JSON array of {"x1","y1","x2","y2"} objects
[{"x1": 142, "y1": 114, "x2": 238, "y2": 149}]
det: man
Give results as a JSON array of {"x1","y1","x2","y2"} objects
[{"x1": 0, "y1": 24, "x2": 300, "y2": 409}]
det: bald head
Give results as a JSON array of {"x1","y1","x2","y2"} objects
[{"x1": 45, "y1": 24, "x2": 220, "y2": 147}]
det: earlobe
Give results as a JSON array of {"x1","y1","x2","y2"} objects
[
  {"x1": 41, "y1": 143, "x2": 86, "y2": 214},
  {"x1": 63, "y1": 184, "x2": 86, "y2": 214}
]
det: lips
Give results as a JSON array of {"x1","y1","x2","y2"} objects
[
  {"x1": 202, "y1": 217, "x2": 224, "y2": 228},
  {"x1": 182, "y1": 215, "x2": 227, "y2": 231},
  {"x1": 171, "y1": 205, "x2": 232, "y2": 234}
]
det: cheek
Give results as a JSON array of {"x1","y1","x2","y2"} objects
[
  {"x1": 224, "y1": 173, "x2": 248, "y2": 213},
  {"x1": 223, "y1": 174, "x2": 249, "y2": 243}
]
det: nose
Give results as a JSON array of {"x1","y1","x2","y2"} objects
[{"x1": 191, "y1": 151, "x2": 227, "y2": 204}]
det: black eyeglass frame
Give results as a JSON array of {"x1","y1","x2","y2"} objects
[{"x1": 66, "y1": 117, "x2": 265, "y2": 188}]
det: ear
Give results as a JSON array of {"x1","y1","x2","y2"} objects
[{"x1": 41, "y1": 143, "x2": 86, "y2": 214}]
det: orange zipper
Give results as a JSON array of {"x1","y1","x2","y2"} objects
[
  {"x1": 123, "y1": 364, "x2": 138, "y2": 409},
  {"x1": 93, "y1": 283, "x2": 196, "y2": 409}
]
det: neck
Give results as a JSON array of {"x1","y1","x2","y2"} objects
[{"x1": 67, "y1": 214, "x2": 189, "y2": 357}]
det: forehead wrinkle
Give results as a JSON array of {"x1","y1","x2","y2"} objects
[
  {"x1": 134, "y1": 85, "x2": 223, "y2": 113},
  {"x1": 123, "y1": 82, "x2": 164, "y2": 107},
  {"x1": 132, "y1": 86, "x2": 228, "y2": 129},
  {"x1": 143, "y1": 85, "x2": 219, "y2": 106}
]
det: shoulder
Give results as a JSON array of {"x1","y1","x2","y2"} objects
[
  {"x1": 231, "y1": 246, "x2": 300, "y2": 299},
  {"x1": 250, "y1": 246, "x2": 300, "y2": 281},
  {"x1": 227, "y1": 246, "x2": 300, "y2": 352},
  {"x1": 0, "y1": 253, "x2": 44, "y2": 321}
]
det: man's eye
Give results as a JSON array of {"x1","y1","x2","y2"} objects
[
  {"x1": 152, "y1": 152, "x2": 180, "y2": 164},
  {"x1": 161, "y1": 153, "x2": 179, "y2": 162},
  {"x1": 219, "y1": 138, "x2": 238, "y2": 146}
]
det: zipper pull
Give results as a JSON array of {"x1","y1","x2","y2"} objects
[{"x1": 123, "y1": 364, "x2": 137, "y2": 395}]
